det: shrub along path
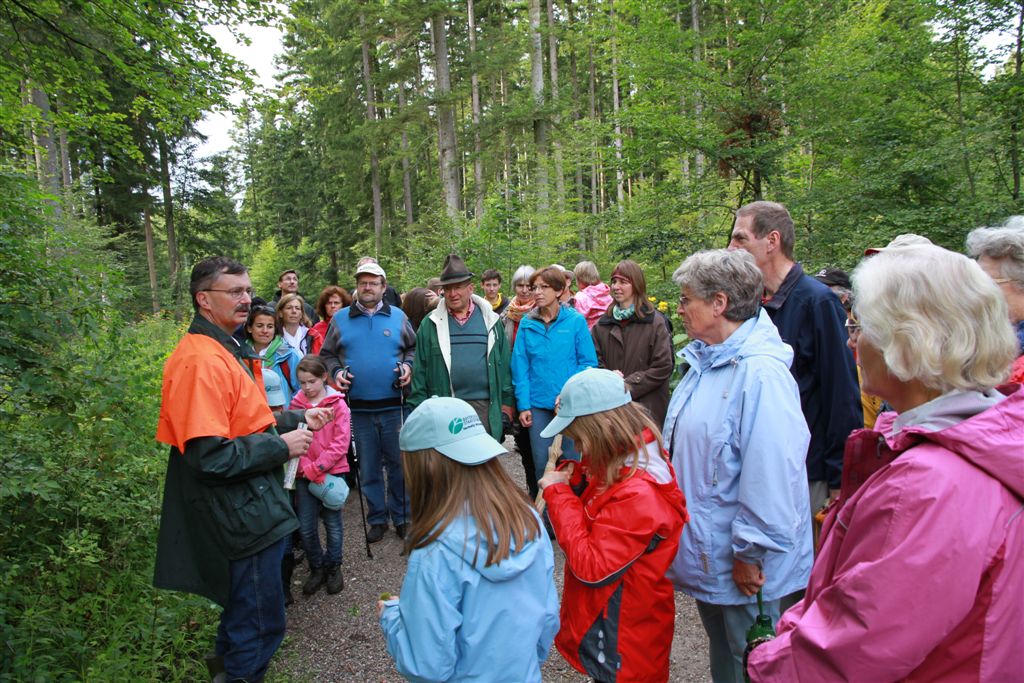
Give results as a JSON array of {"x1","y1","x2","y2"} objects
[{"x1": 269, "y1": 441, "x2": 710, "y2": 682}]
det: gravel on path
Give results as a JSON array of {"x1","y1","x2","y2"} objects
[{"x1": 269, "y1": 446, "x2": 710, "y2": 682}]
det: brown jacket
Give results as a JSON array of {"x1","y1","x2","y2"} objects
[{"x1": 591, "y1": 308, "x2": 674, "y2": 427}]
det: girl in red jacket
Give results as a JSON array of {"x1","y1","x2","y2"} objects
[
  {"x1": 289, "y1": 355, "x2": 350, "y2": 596},
  {"x1": 539, "y1": 368, "x2": 688, "y2": 683}
]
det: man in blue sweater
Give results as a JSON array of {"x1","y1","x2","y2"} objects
[
  {"x1": 320, "y1": 261, "x2": 416, "y2": 543},
  {"x1": 729, "y1": 201, "x2": 862, "y2": 519}
]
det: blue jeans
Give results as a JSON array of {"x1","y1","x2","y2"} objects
[
  {"x1": 695, "y1": 597, "x2": 785, "y2": 683},
  {"x1": 215, "y1": 536, "x2": 287, "y2": 681},
  {"x1": 296, "y1": 478, "x2": 343, "y2": 568},
  {"x1": 527, "y1": 407, "x2": 579, "y2": 482},
  {"x1": 352, "y1": 408, "x2": 409, "y2": 526}
]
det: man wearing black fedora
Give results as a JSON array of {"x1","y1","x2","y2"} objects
[{"x1": 409, "y1": 254, "x2": 514, "y2": 442}]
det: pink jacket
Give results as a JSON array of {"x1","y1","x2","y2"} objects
[
  {"x1": 573, "y1": 282, "x2": 612, "y2": 330},
  {"x1": 288, "y1": 389, "x2": 351, "y2": 484},
  {"x1": 748, "y1": 385, "x2": 1024, "y2": 682}
]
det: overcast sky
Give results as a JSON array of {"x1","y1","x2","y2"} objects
[{"x1": 195, "y1": 23, "x2": 284, "y2": 157}]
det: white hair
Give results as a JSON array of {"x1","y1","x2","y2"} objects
[
  {"x1": 853, "y1": 244, "x2": 1016, "y2": 393},
  {"x1": 966, "y1": 218, "x2": 1024, "y2": 292},
  {"x1": 510, "y1": 265, "x2": 536, "y2": 287}
]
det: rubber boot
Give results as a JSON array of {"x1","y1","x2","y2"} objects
[
  {"x1": 302, "y1": 566, "x2": 325, "y2": 595},
  {"x1": 281, "y1": 553, "x2": 295, "y2": 606},
  {"x1": 325, "y1": 564, "x2": 344, "y2": 594}
]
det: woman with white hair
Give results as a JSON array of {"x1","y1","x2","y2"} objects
[
  {"x1": 747, "y1": 244, "x2": 1023, "y2": 682},
  {"x1": 664, "y1": 249, "x2": 812, "y2": 683},
  {"x1": 967, "y1": 217, "x2": 1024, "y2": 382}
]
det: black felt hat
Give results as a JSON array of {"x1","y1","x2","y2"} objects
[{"x1": 438, "y1": 254, "x2": 474, "y2": 286}]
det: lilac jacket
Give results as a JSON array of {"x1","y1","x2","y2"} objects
[{"x1": 749, "y1": 385, "x2": 1024, "y2": 682}]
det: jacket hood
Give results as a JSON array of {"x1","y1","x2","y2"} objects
[
  {"x1": 876, "y1": 385, "x2": 1024, "y2": 499},
  {"x1": 437, "y1": 512, "x2": 548, "y2": 583},
  {"x1": 289, "y1": 385, "x2": 343, "y2": 410},
  {"x1": 682, "y1": 308, "x2": 793, "y2": 371}
]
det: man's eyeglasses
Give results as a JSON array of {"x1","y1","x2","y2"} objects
[
  {"x1": 203, "y1": 287, "x2": 254, "y2": 300},
  {"x1": 845, "y1": 319, "x2": 861, "y2": 336}
]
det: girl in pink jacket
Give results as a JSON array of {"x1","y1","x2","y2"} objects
[
  {"x1": 289, "y1": 355, "x2": 351, "y2": 596},
  {"x1": 747, "y1": 244, "x2": 1024, "y2": 682}
]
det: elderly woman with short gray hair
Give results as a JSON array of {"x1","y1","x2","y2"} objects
[
  {"x1": 967, "y1": 217, "x2": 1024, "y2": 382},
  {"x1": 663, "y1": 249, "x2": 812, "y2": 683}
]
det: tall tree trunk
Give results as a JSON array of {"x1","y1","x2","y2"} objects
[
  {"x1": 1010, "y1": 3, "x2": 1023, "y2": 201},
  {"x1": 610, "y1": 2, "x2": 625, "y2": 212},
  {"x1": 432, "y1": 14, "x2": 462, "y2": 220},
  {"x1": 691, "y1": 0, "x2": 705, "y2": 177},
  {"x1": 396, "y1": 62, "x2": 415, "y2": 226},
  {"x1": 529, "y1": 0, "x2": 549, "y2": 224},
  {"x1": 143, "y1": 208, "x2": 160, "y2": 314},
  {"x1": 467, "y1": 0, "x2": 485, "y2": 223},
  {"x1": 157, "y1": 132, "x2": 178, "y2": 296},
  {"x1": 361, "y1": 18, "x2": 384, "y2": 254},
  {"x1": 588, "y1": 42, "x2": 599, "y2": 217},
  {"x1": 952, "y1": 30, "x2": 977, "y2": 202},
  {"x1": 30, "y1": 87, "x2": 62, "y2": 219},
  {"x1": 548, "y1": 0, "x2": 565, "y2": 211}
]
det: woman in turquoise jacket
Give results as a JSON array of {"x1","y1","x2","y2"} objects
[
  {"x1": 380, "y1": 397, "x2": 559, "y2": 683},
  {"x1": 511, "y1": 266, "x2": 598, "y2": 481},
  {"x1": 244, "y1": 304, "x2": 303, "y2": 409},
  {"x1": 663, "y1": 249, "x2": 813, "y2": 683}
]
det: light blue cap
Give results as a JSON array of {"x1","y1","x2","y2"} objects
[
  {"x1": 540, "y1": 368, "x2": 632, "y2": 438},
  {"x1": 308, "y1": 473, "x2": 350, "y2": 510},
  {"x1": 263, "y1": 369, "x2": 286, "y2": 407},
  {"x1": 399, "y1": 396, "x2": 506, "y2": 465}
]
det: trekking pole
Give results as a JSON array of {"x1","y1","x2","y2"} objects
[
  {"x1": 341, "y1": 366, "x2": 373, "y2": 559},
  {"x1": 395, "y1": 361, "x2": 409, "y2": 537}
]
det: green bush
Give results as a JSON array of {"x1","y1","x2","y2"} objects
[{"x1": 0, "y1": 171, "x2": 217, "y2": 680}]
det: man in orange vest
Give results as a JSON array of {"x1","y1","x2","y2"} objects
[{"x1": 154, "y1": 256, "x2": 331, "y2": 682}]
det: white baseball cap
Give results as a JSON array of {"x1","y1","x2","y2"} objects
[{"x1": 540, "y1": 368, "x2": 632, "y2": 438}]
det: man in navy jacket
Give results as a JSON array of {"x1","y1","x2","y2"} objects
[{"x1": 729, "y1": 201, "x2": 862, "y2": 519}]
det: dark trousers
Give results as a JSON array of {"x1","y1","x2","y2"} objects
[{"x1": 215, "y1": 536, "x2": 287, "y2": 681}]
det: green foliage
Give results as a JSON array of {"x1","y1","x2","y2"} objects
[{"x1": 0, "y1": 170, "x2": 217, "y2": 680}]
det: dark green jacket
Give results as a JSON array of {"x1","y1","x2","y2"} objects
[
  {"x1": 408, "y1": 295, "x2": 513, "y2": 441},
  {"x1": 153, "y1": 315, "x2": 302, "y2": 607}
]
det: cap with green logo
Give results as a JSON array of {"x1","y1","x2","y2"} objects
[
  {"x1": 399, "y1": 396, "x2": 507, "y2": 465},
  {"x1": 540, "y1": 368, "x2": 632, "y2": 438}
]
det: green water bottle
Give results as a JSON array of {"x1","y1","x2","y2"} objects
[{"x1": 743, "y1": 589, "x2": 775, "y2": 682}]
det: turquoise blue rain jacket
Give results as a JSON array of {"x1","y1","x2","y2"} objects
[
  {"x1": 379, "y1": 512, "x2": 560, "y2": 682},
  {"x1": 663, "y1": 309, "x2": 813, "y2": 604},
  {"x1": 511, "y1": 305, "x2": 598, "y2": 411}
]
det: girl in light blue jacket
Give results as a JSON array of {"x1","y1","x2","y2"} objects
[{"x1": 379, "y1": 397, "x2": 559, "y2": 683}]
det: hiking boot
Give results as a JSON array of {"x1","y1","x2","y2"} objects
[
  {"x1": 395, "y1": 523, "x2": 409, "y2": 540},
  {"x1": 325, "y1": 565, "x2": 344, "y2": 594},
  {"x1": 366, "y1": 523, "x2": 388, "y2": 543},
  {"x1": 302, "y1": 566, "x2": 325, "y2": 595}
]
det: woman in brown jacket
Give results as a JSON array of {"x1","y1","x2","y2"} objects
[{"x1": 591, "y1": 260, "x2": 675, "y2": 427}]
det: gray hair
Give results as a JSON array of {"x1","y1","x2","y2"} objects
[
  {"x1": 966, "y1": 218, "x2": 1024, "y2": 292},
  {"x1": 853, "y1": 244, "x2": 1016, "y2": 393},
  {"x1": 736, "y1": 201, "x2": 796, "y2": 260},
  {"x1": 574, "y1": 261, "x2": 600, "y2": 287},
  {"x1": 672, "y1": 249, "x2": 763, "y2": 322},
  {"x1": 510, "y1": 265, "x2": 536, "y2": 287}
]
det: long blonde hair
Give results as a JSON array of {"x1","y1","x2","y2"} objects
[
  {"x1": 402, "y1": 449, "x2": 540, "y2": 566},
  {"x1": 563, "y1": 402, "x2": 665, "y2": 487}
]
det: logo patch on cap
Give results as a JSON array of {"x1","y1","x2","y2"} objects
[{"x1": 448, "y1": 417, "x2": 464, "y2": 434}]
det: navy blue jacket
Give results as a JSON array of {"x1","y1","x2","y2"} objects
[{"x1": 764, "y1": 263, "x2": 862, "y2": 488}]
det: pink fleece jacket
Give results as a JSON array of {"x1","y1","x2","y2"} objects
[
  {"x1": 288, "y1": 389, "x2": 351, "y2": 484},
  {"x1": 748, "y1": 385, "x2": 1024, "y2": 682},
  {"x1": 573, "y1": 282, "x2": 613, "y2": 330}
]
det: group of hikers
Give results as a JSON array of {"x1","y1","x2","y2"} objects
[{"x1": 153, "y1": 200, "x2": 1024, "y2": 683}]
